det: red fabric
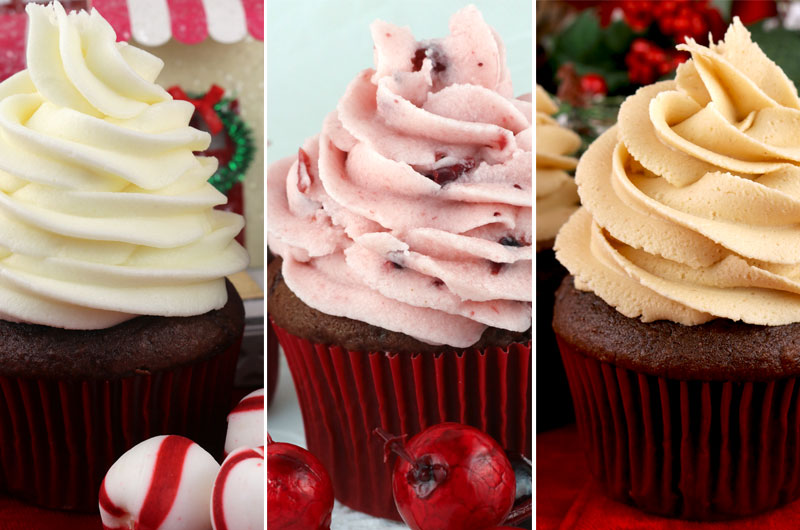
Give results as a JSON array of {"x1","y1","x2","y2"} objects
[
  {"x1": 0, "y1": 497, "x2": 101, "y2": 529},
  {"x1": 537, "y1": 424, "x2": 800, "y2": 529}
]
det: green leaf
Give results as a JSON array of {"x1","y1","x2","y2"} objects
[
  {"x1": 553, "y1": 11, "x2": 601, "y2": 62},
  {"x1": 603, "y1": 20, "x2": 635, "y2": 55},
  {"x1": 748, "y1": 22, "x2": 800, "y2": 88}
]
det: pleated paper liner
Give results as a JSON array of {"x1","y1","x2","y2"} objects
[
  {"x1": 558, "y1": 336, "x2": 800, "y2": 520},
  {"x1": 0, "y1": 337, "x2": 241, "y2": 512},
  {"x1": 272, "y1": 322, "x2": 532, "y2": 521}
]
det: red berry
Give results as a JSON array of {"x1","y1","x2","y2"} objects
[
  {"x1": 631, "y1": 38, "x2": 652, "y2": 55},
  {"x1": 579, "y1": 73, "x2": 607, "y2": 96},
  {"x1": 267, "y1": 435, "x2": 334, "y2": 530},
  {"x1": 376, "y1": 423, "x2": 515, "y2": 530},
  {"x1": 425, "y1": 157, "x2": 475, "y2": 185}
]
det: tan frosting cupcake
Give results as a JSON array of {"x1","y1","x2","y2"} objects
[
  {"x1": 536, "y1": 85, "x2": 580, "y2": 251},
  {"x1": 555, "y1": 19, "x2": 800, "y2": 326}
]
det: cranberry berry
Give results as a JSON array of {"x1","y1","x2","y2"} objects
[
  {"x1": 376, "y1": 423, "x2": 515, "y2": 530},
  {"x1": 267, "y1": 434, "x2": 334, "y2": 530}
]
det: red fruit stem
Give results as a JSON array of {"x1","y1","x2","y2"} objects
[{"x1": 373, "y1": 428, "x2": 417, "y2": 469}]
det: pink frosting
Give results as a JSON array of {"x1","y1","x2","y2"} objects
[{"x1": 267, "y1": 6, "x2": 531, "y2": 347}]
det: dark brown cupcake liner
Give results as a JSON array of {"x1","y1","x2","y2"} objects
[
  {"x1": 558, "y1": 336, "x2": 800, "y2": 520},
  {"x1": 0, "y1": 336, "x2": 242, "y2": 512},
  {"x1": 272, "y1": 321, "x2": 531, "y2": 521}
]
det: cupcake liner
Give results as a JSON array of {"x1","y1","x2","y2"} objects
[
  {"x1": 558, "y1": 337, "x2": 800, "y2": 520},
  {"x1": 0, "y1": 337, "x2": 241, "y2": 512},
  {"x1": 272, "y1": 321, "x2": 531, "y2": 521}
]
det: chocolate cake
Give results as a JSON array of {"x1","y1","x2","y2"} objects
[
  {"x1": 268, "y1": 258, "x2": 530, "y2": 355},
  {"x1": 0, "y1": 280, "x2": 244, "y2": 381},
  {"x1": 553, "y1": 275, "x2": 800, "y2": 381}
]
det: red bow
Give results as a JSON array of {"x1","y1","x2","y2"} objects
[{"x1": 167, "y1": 84, "x2": 225, "y2": 135}]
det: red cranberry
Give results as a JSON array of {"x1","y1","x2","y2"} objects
[
  {"x1": 267, "y1": 434, "x2": 334, "y2": 530},
  {"x1": 499, "y1": 236, "x2": 523, "y2": 247},
  {"x1": 411, "y1": 46, "x2": 446, "y2": 73},
  {"x1": 579, "y1": 73, "x2": 607, "y2": 97},
  {"x1": 425, "y1": 157, "x2": 475, "y2": 185},
  {"x1": 375, "y1": 423, "x2": 515, "y2": 530}
]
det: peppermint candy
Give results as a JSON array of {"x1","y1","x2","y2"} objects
[{"x1": 99, "y1": 435, "x2": 219, "y2": 530}]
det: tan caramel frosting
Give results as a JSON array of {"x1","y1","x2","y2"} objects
[
  {"x1": 536, "y1": 85, "x2": 580, "y2": 250},
  {"x1": 555, "y1": 18, "x2": 800, "y2": 326}
]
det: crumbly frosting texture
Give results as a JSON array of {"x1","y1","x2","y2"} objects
[
  {"x1": 268, "y1": 6, "x2": 532, "y2": 347},
  {"x1": 556, "y1": 18, "x2": 800, "y2": 326},
  {"x1": 0, "y1": 3, "x2": 248, "y2": 329},
  {"x1": 535, "y1": 85, "x2": 580, "y2": 249}
]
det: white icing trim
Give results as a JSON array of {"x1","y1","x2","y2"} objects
[
  {"x1": 128, "y1": 0, "x2": 171, "y2": 47},
  {"x1": 201, "y1": 0, "x2": 247, "y2": 44}
]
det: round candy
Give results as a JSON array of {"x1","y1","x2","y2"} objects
[
  {"x1": 224, "y1": 388, "x2": 264, "y2": 455},
  {"x1": 211, "y1": 446, "x2": 265, "y2": 530},
  {"x1": 99, "y1": 435, "x2": 220, "y2": 530}
]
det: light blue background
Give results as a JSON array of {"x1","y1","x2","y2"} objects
[{"x1": 267, "y1": 0, "x2": 532, "y2": 161}]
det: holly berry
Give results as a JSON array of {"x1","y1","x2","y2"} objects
[
  {"x1": 375, "y1": 423, "x2": 515, "y2": 530},
  {"x1": 579, "y1": 73, "x2": 607, "y2": 97},
  {"x1": 267, "y1": 434, "x2": 334, "y2": 530},
  {"x1": 625, "y1": 38, "x2": 686, "y2": 85}
]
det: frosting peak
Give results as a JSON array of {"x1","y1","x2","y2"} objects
[
  {"x1": 0, "y1": 2, "x2": 249, "y2": 329},
  {"x1": 555, "y1": 18, "x2": 800, "y2": 326},
  {"x1": 268, "y1": 6, "x2": 531, "y2": 347}
]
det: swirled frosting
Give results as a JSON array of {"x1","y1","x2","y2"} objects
[
  {"x1": 268, "y1": 6, "x2": 532, "y2": 347},
  {"x1": 0, "y1": 3, "x2": 248, "y2": 329},
  {"x1": 535, "y1": 85, "x2": 580, "y2": 250},
  {"x1": 555, "y1": 18, "x2": 800, "y2": 326}
]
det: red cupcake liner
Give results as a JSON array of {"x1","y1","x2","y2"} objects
[
  {"x1": 0, "y1": 337, "x2": 241, "y2": 512},
  {"x1": 272, "y1": 322, "x2": 531, "y2": 521},
  {"x1": 558, "y1": 337, "x2": 800, "y2": 520}
]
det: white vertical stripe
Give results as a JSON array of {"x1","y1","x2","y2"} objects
[
  {"x1": 201, "y1": 0, "x2": 247, "y2": 44},
  {"x1": 128, "y1": 0, "x2": 172, "y2": 47}
]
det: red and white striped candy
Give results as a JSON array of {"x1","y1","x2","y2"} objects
[
  {"x1": 211, "y1": 446, "x2": 265, "y2": 530},
  {"x1": 99, "y1": 435, "x2": 220, "y2": 530},
  {"x1": 224, "y1": 388, "x2": 264, "y2": 455}
]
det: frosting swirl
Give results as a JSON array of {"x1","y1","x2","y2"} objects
[
  {"x1": 0, "y1": 3, "x2": 248, "y2": 329},
  {"x1": 535, "y1": 85, "x2": 580, "y2": 250},
  {"x1": 555, "y1": 18, "x2": 800, "y2": 326},
  {"x1": 268, "y1": 6, "x2": 532, "y2": 347}
]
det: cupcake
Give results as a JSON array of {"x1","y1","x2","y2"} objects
[
  {"x1": 267, "y1": 6, "x2": 531, "y2": 520},
  {"x1": 535, "y1": 85, "x2": 581, "y2": 431},
  {"x1": 554, "y1": 19, "x2": 800, "y2": 519},
  {"x1": 0, "y1": 3, "x2": 248, "y2": 511}
]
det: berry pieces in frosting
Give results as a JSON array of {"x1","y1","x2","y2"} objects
[{"x1": 267, "y1": 6, "x2": 532, "y2": 348}]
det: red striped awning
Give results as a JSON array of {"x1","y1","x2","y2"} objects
[{"x1": 0, "y1": 0, "x2": 263, "y2": 81}]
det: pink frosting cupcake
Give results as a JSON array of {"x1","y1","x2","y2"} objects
[{"x1": 267, "y1": 6, "x2": 531, "y2": 520}]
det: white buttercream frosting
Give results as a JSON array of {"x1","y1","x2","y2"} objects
[{"x1": 0, "y1": 3, "x2": 248, "y2": 329}]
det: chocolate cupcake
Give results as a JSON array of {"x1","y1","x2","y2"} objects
[
  {"x1": 535, "y1": 85, "x2": 581, "y2": 431},
  {"x1": 0, "y1": 4, "x2": 248, "y2": 510},
  {"x1": 267, "y1": 6, "x2": 531, "y2": 520},
  {"x1": 554, "y1": 19, "x2": 800, "y2": 519}
]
